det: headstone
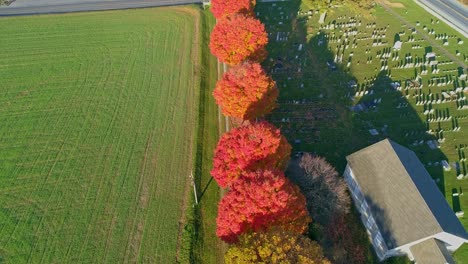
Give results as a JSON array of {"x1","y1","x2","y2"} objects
[{"x1": 319, "y1": 12, "x2": 327, "y2": 24}]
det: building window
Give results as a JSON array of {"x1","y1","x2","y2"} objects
[
  {"x1": 344, "y1": 165, "x2": 351, "y2": 176},
  {"x1": 373, "y1": 233, "x2": 385, "y2": 249},
  {"x1": 360, "y1": 200, "x2": 369, "y2": 214},
  {"x1": 347, "y1": 176, "x2": 360, "y2": 197},
  {"x1": 366, "y1": 215, "x2": 376, "y2": 230}
]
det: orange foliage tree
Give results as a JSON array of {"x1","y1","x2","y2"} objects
[
  {"x1": 225, "y1": 228, "x2": 330, "y2": 264},
  {"x1": 209, "y1": 14, "x2": 268, "y2": 65},
  {"x1": 216, "y1": 170, "x2": 311, "y2": 243},
  {"x1": 211, "y1": 121, "x2": 291, "y2": 188},
  {"x1": 213, "y1": 61, "x2": 278, "y2": 120},
  {"x1": 210, "y1": 0, "x2": 256, "y2": 19}
]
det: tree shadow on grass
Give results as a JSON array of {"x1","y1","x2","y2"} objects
[
  {"x1": 256, "y1": 0, "x2": 461, "y2": 262},
  {"x1": 257, "y1": 1, "x2": 377, "y2": 262},
  {"x1": 198, "y1": 177, "x2": 213, "y2": 203}
]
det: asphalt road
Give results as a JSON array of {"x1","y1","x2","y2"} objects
[
  {"x1": 0, "y1": 0, "x2": 202, "y2": 16},
  {"x1": 416, "y1": 0, "x2": 468, "y2": 38}
]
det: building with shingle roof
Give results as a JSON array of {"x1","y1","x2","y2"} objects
[
  {"x1": 344, "y1": 139, "x2": 468, "y2": 262},
  {"x1": 410, "y1": 238, "x2": 455, "y2": 264}
]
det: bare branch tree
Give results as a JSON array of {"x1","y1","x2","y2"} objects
[{"x1": 295, "y1": 153, "x2": 351, "y2": 225}]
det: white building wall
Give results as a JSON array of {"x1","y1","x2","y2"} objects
[
  {"x1": 385, "y1": 232, "x2": 466, "y2": 260},
  {"x1": 344, "y1": 164, "x2": 468, "y2": 262},
  {"x1": 434, "y1": 232, "x2": 468, "y2": 252},
  {"x1": 344, "y1": 165, "x2": 389, "y2": 260}
]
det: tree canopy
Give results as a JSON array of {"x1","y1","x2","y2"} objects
[
  {"x1": 296, "y1": 154, "x2": 351, "y2": 225},
  {"x1": 210, "y1": 0, "x2": 256, "y2": 19},
  {"x1": 213, "y1": 61, "x2": 278, "y2": 120},
  {"x1": 209, "y1": 14, "x2": 268, "y2": 65},
  {"x1": 216, "y1": 170, "x2": 310, "y2": 243},
  {"x1": 225, "y1": 228, "x2": 331, "y2": 263},
  {"x1": 211, "y1": 121, "x2": 291, "y2": 188}
]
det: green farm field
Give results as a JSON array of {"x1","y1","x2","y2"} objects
[{"x1": 0, "y1": 7, "x2": 203, "y2": 263}]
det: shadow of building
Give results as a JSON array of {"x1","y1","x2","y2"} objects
[{"x1": 255, "y1": 0, "x2": 466, "y2": 262}]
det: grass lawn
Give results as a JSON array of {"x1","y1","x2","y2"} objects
[
  {"x1": 257, "y1": 0, "x2": 467, "y2": 262},
  {"x1": 379, "y1": 0, "x2": 468, "y2": 236},
  {"x1": 455, "y1": 243, "x2": 468, "y2": 264},
  {"x1": 385, "y1": 0, "x2": 467, "y2": 57},
  {"x1": 0, "y1": 6, "x2": 204, "y2": 263},
  {"x1": 191, "y1": 8, "x2": 226, "y2": 264}
]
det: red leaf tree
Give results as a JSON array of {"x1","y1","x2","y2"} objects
[
  {"x1": 209, "y1": 14, "x2": 268, "y2": 65},
  {"x1": 213, "y1": 61, "x2": 278, "y2": 120},
  {"x1": 216, "y1": 170, "x2": 311, "y2": 243},
  {"x1": 210, "y1": 0, "x2": 256, "y2": 19},
  {"x1": 211, "y1": 121, "x2": 291, "y2": 188}
]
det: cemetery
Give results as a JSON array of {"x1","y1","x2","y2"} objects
[{"x1": 256, "y1": 0, "x2": 468, "y2": 259}]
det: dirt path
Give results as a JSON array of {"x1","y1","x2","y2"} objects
[
  {"x1": 377, "y1": 0, "x2": 467, "y2": 69},
  {"x1": 381, "y1": 0, "x2": 405, "y2": 8},
  {"x1": 216, "y1": 61, "x2": 230, "y2": 260}
]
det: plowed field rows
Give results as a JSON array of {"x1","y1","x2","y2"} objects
[{"x1": 0, "y1": 7, "x2": 200, "y2": 263}]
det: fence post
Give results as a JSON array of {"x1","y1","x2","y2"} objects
[{"x1": 190, "y1": 171, "x2": 199, "y2": 205}]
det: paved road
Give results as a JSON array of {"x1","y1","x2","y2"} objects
[
  {"x1": 0, "y1": 0, "x2": 202, "y2": 16},
  {"x1": 378, "y1": 0, "x2": 467, "y2": 70},
  {"x1": 415, "y1": 0, "x2": 468, "y2": 38}
]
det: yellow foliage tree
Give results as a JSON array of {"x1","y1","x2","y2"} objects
[{"x1": 225, "y1": 228, "x2": 331, "y2": 264}]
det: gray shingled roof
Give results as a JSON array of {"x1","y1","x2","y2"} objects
[
  {"x1": 346, "y1": 139, "x2": 468, "y2": 249},
  {"x1": 410, "y1": 238, "x2": 455, "y2": 264}
]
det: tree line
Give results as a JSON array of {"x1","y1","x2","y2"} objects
[{"x1": 207, "y1": 0, "x2": 368, "y2": 263}]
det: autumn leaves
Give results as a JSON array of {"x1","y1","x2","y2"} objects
[
  {"x1": 213, "y1": 62, "x2": 278, "y2": 121},
  {"x1": 212, "y1": 123, "x2": 310, "y2": 244},
  {"x1": 209, "y1": 15, "x2": 268, "y2": 66},
  {"x1": 208, "y1": 1, "x2": 329, "y2": 262},
  {"x1": 209, "y1": 7, "x2": 274, "y2": 121},
  {"x1": 211, "y1": 122, "x2": 291, "y2": 188}
]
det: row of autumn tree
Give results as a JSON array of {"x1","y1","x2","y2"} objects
[{"x1": 208, "y1": 0, "x2": 331, "y2": 262}]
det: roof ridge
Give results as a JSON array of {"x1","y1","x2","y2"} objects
[{"x1": 346, "y1": 138, "x2": 391, "y2": 160}]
